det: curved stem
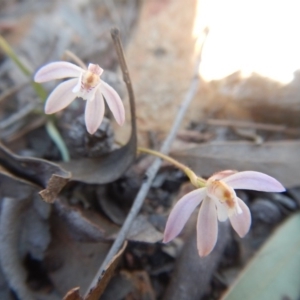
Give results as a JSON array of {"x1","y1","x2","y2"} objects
[
  {"x1": 138, "y1": 147, "x2": 189, "y2": 172},
  {"x1": 138, "y1": 147, "x2": 206, "y2": 187}
]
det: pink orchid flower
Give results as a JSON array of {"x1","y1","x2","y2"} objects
[
  {"x1": 163, "y1": 170, "x2": 285, "y2": 257},
  {"x1": 34, "y1": 62, "x2": 125, "y2": 134}
]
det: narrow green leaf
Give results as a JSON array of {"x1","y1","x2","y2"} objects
[
  {"x1": 0, "y1": 35, "x2": 47, "y2": 101},
  {"x1": 0, "y1": 35, "x2": 31, "y2": 76},
  {"x1": 46, "y1": 120, "x2": 70, "y2": 162},
  {"x1": 0, "y1": 35, "x2": 69, "y2": 161},
  {"x1": 223, "y1": 213, "x2": 300, "y2": 300}
]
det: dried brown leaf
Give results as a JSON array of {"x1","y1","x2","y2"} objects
[
  {"x1": 129, "y1": 271, "x2": 156, "y2": 300},
  {"x1": 60, "y1": 242, "x2": 127, "y2": 300},
  {"x1": 126, "y1": 215, "x2": 163, "y2": 243},
  {"x1": 0, "y1": 143, "x2": 70, "y2": 186},
  {"x1": 60, "y1": 140, "x2": 136, "y2": 184},
  {"x1": 85, "y1": 241, "x2": 127, "y2": 300},
  {"x1": 20, "y1": 197, "x2": 51, "y2": 261},
  {"x1": 54, "y1": 201, "x2": 106, "y2": 243},
  {"x1": 101, "y1": 270, "x2": 156, "y2": 300},
  {"x1": 63, "y1": 287, "x2": 83, "y2": 300},
  {"x1": 97, "y1": 192, "x2": 126, "y2": 226},
  {"x1": 46, "y1": 223, "x2": 111, "y2": 297},
  {"x1": 0, "y1": 143, "x2": 71, "y2": 202},
  {"x1": 172, "y1": 140, "x2": 300, "y2": 187},
  {"x1": 98, "y1": 271, "x2": 134, "y2": 300},
  {"x1": 0, "y1": 167, "x2": 38, "y2": 199},
  {"x1": 39, "y1": 174, "x2": 69, "y2": 203}
]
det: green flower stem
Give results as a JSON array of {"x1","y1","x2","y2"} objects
[{"x1": 138, "y1": 147, "x2": 206, "y2": 188}]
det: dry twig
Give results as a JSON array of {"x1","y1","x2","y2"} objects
[
  {"x1": 206, "y1": 118, "x2": 300, "y2": 136},
  {"x1": 85, "y1": 28, "x2": 209, "y2": 295}
]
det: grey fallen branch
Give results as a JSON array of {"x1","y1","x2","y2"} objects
[
  {"x1": 85, "y1": 28, "x2": 209, "y2": 295},
  {"x1": 206, "y1": 118, "x2": 300, "y2": 136},
  {"x1": 0, "y1": 101, "x2": 38, "y2": 130}
]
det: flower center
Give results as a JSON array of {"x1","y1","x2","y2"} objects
[
  {"x1": 208, "y1": 180, "x2": 235, "y2": 207},
  {"x1": 206, "y1": 180, "x2": 242, "y2": 216},
  {"x1": 81, "y1": 70, "x2": 100, "y2": 92}
]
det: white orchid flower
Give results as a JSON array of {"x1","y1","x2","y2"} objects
[
  {"x1": 34, "y1": 62, "x2": 125, "y2": 134},
  {"x1": 163, "y1": 170, "x2": 285, "y2": 257}
]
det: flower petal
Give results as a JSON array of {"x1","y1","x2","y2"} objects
[
  {"x1": 85, "y1": 83, "x2": 98, "y2": 102},
  {"x1": 197, "y1": 197, "x2": 218, "y2": 257},
  {"x1": 222, "y1": 171, "x2": 285, "y2": 192},
  {"x1": 163, "y1": 188, "x2": 206, "y2": 243},
  {"x1": 209, "y1": 170, "x2": 238, "y2": 181},
  {"x1": 84, "y1": 89, "x2": 105, "y2": 134},
  {"x1": 72, "y1": 73, "x2": 82, "y2": 93},
  {"x1": 229, "y1": 197, "x2": 251, "y2": 237},
  {"x1": 100, "y1": 81, "x2": 125, "y2": 125},
  {"x1": 88, "y1": 64, "x2": 103, "y2": 76},
  {"x1": 34, "y1": 62, "x2": 83, "y2": 83},
  {"x1": 45, "y1": 78, "x2": 78, "y2": 114},
  {"x1": 214, "y1": 200, "x2": 228, "y2": 222}
]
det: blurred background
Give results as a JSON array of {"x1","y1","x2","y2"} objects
[{"x1": 0, "y1": 0, "x2": 300, "y2": 299}]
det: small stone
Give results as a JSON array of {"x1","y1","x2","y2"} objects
[
  {"x1": 269, "y1": 193, "x2": 298, "y2": 211},
  {"x1": 162, "y1": 238, "x2": 184, "y2": 258},
  {"x1": 149, "y1": 214, "x2": 167, "y2": 232},
  {"x1": 152, "y1": 172, "x2": 167, "y2": 188},
  {"x1": 251, "y1": 198, "x2": 282, "y2": 224},
  {"x1": 235, "y1": 190, "x2": 249, "y2": 204},
  {"x1": 287, "y1": 188, "x2": 300, "y2": 207}
]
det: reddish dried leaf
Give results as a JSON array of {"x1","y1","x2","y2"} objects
[
  {"x1": 85, "y1": 241, "x2": 128, "y2": 300},
  {"x1": 63, "y1": 287, "x2": 83, "y2": 300},
  {"x1": 39, "y1": 174, "x2": 69, "y2": 203}
]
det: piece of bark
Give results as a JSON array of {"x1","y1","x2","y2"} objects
[{"x1": 171, "y1": 140, "x2": 300, "y2": 188}]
